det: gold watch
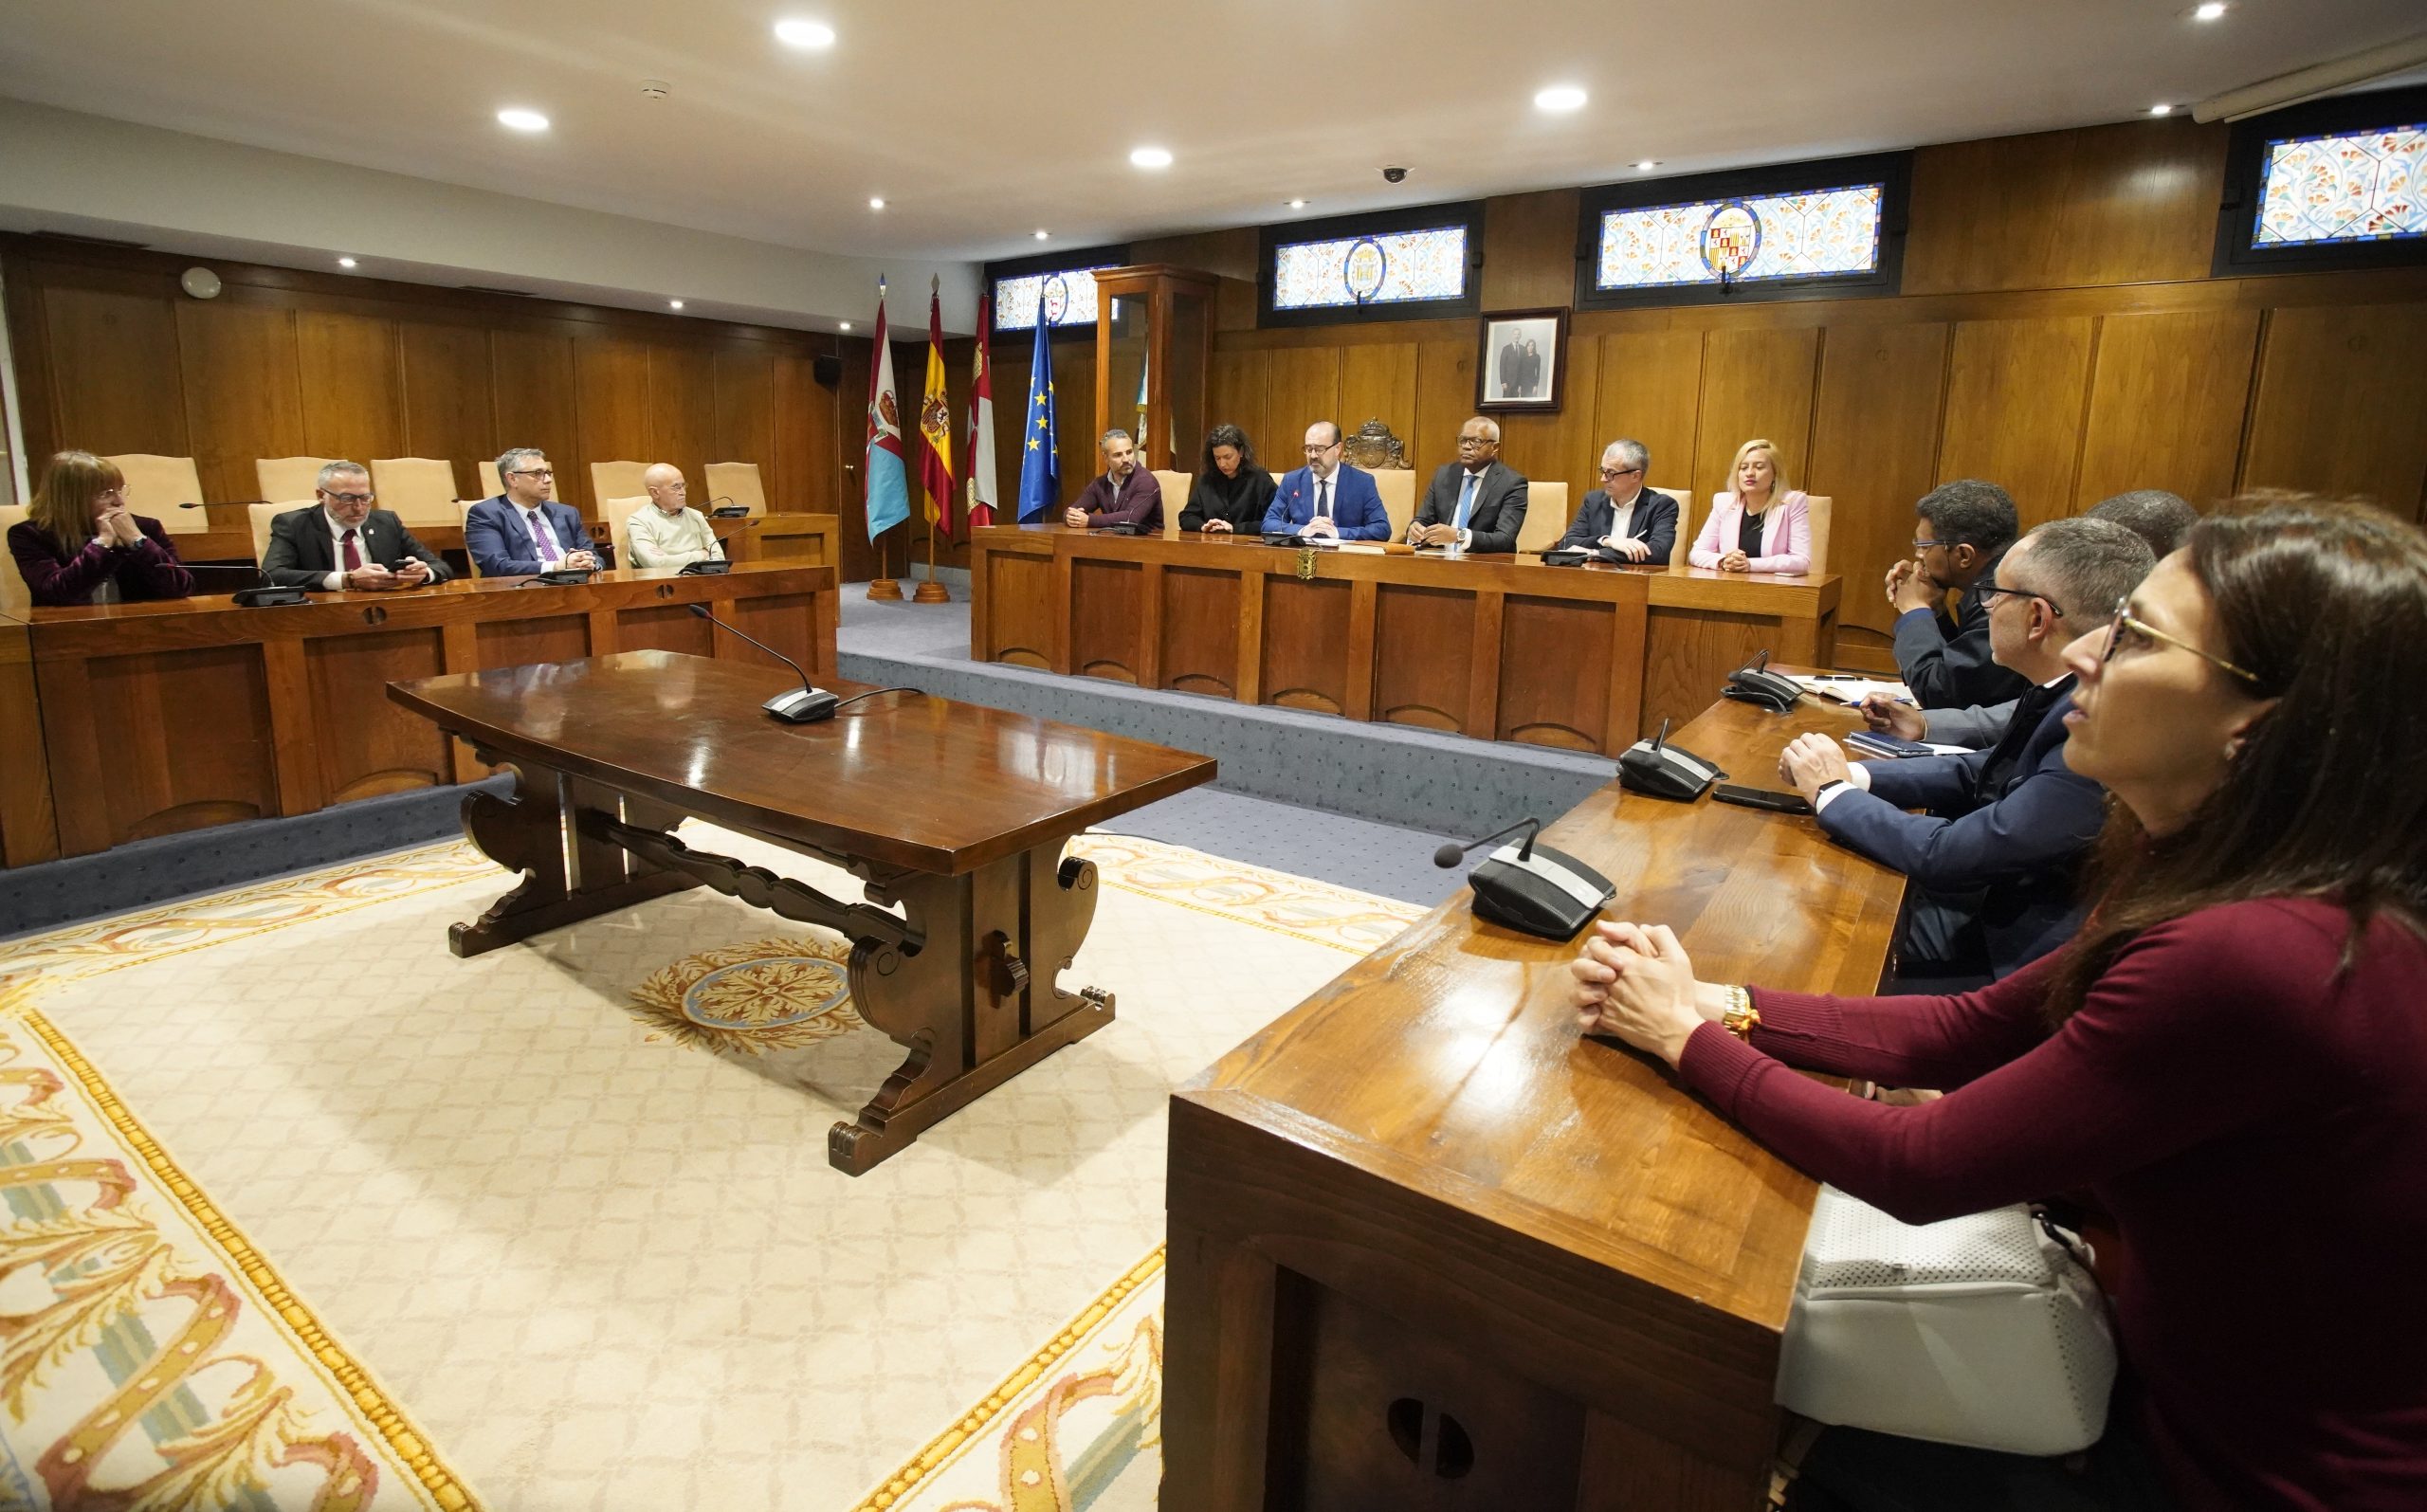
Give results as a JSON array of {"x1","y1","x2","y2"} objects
[{"x1": 1722, "y1": 986, "x2": 1761, "y2": 1041}]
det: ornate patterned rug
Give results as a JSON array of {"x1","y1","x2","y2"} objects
[{"x1": 0, "y1": 826, "x2": 1417, "y2": 1509}]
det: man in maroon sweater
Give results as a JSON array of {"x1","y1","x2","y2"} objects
[{"x1": 1061, "y1": 429, "x2": 1162, "y2": 532}]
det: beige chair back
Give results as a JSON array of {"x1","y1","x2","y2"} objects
[
  {"x1": 106, "y1": 454, "x2": 209, "y2": 534},
  {"x1": 477, "y1": 460, "x2": 559, "y2": 501},
  {"x1": 590, "y1": 461, "x2": 650, "y2": 513},
  {"x1": 1370, "y1": 467, "x2": 1417, "y2": 540},
  {"x1": 1152, "y1": 470, "x2": 1190, "y2": 538},
  {"x1": 370, "y1": 458, "x2": 463, "y2": 528},
  {"x1": 257, "y1": 458, "x2": 337, "y2": 506},
  {"x1": 1515, "y1": 481, "x2": 1570, "y2": 555},
  {"x1": 0, "y1": 505, "x2": 30, "y2": 615},
  {"x1": 248, "y1": 501, "x2": 311, "y2": 568},
  {"x1": 457, "y1": 501, "x2": 488, "y2": 575},
  {"x1": 1803, "y1": 494, "x2": 1834, "y2": 577},
  {"x1": 607, "y1": 496, "x2": 653, "y2": 569},
  {"x1": 704, "y1": 462, "x2": 768, "y2": 518},
  {"x1": 1651, "y1": 483, "x2": 1692, "y2": 566}
]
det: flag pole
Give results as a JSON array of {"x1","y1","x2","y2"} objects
[{"x1": 912, "y1": 272, "x2": 953, "y2": 603}]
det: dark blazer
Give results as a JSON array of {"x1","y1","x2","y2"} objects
[
  {"x1": 8, "y1": 515, "x2": 193, "y2": 607},
  {"x1": 1555, "y1": 486, "x2": 1680, "y2": 563},
  {"x1": 464, "y1": 496, "x2": 596, "y2": 576},
  {"x1": 1894, "y1": 547, "x2": 2034, "y2": 708},
  {"x1": 260, "y1": 506, "x2": 451, "y2": 590},
  {"x1": 1819, "y1": 681, "x2": 2105, "y2": 977},
  {"x1": 1261, "y1": 465, "x2": 1391, "y2": 541},
  {"x1": 1178, "y1": 468, "x2": 1276, "y2": 533},
  {"x1": 1412, "y1": 461, "x2": 1528, "y2": 554}
]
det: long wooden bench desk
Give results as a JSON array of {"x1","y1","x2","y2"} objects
[
  {"x1": 161, "y1": 508, "x2": 840, "y2": 571},
  {"x1": 1163, "y1": 688, "x2": 1905, "y2": 1510},
  {"x1": 968, "y1": 524, "x2": 1839, "y2": 755},
  {"x1": 0, "y1": 561, "x2": 838, "y2": 867}
]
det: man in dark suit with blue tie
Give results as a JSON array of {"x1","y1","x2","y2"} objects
[
  {"x1": 1555, "y1": 438, "x2": 1679, "y2": 563},
  {"x1": 465, "y1": 447, "x2": 599, "y2": 576},
  {"x1": 1261, "y1": 421, "x2": 1392, "y2": 542},
  {"x1": 1410, "y1": 416, "x2": 1528, "y2": 554},
  {"x1": 1777, "y1": 518, "x2": 2156, "y2": 989}
]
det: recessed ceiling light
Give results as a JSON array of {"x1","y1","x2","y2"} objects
[
  {"x1": 1534, "y1": 84, "x2": 1589, "y2": 113},
  {"x1": 668, "y1": 299, "x2": 685, "y2": 310},
  {"x1": 1635, "y1": 159, "x2": 1660, "y2": 172},
  {"x1": 1286, "y1": 198, "x2": 1308, "y2": 209},
  {"x1": 497, "y1": 107, "x2": 550, "y2": 133},
  {"x1": 337, "y1": 256, "x2": 357, "y2": 269},
  {"x1": 1129, "y1": 146, "x2": 1173, "y2": 170},
  {"x1": 2192, "y1": 1, "x2": 2228, "y2": 19},
  {"x1": 839, "y1": 320, "x2": 852, "y2": 332},
  {"x1": 2149, "y1": 102, "x2": 2174, "y2": 116},
  {"x1": 1032, "y1": 229, "x2": 1049, "y2": 240},
  {"x1": 774, "y1": 18, "x2": 835, "y2": 49},
  {"x1": 868, "y1": 196, "x2": 885, "y2": 210}
]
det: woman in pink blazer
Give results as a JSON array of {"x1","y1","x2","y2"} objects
[{"x1": 1688, "y1": 438, "x2": 1812, "y2": 575}]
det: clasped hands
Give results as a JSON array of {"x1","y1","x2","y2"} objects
[
  {"x1": 94, "y1": 505, "x2": 146, "y2": 549},
  {"x1": 1885, "y1": 558, "x2": 1943, "y2": 615},
  {"x1": 1570, "y1": 920, "x2": 1728, "y2": 1066}
]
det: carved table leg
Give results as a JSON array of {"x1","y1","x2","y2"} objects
[
  {"x1": 447, "y1": 756, "x2": 699, "y2": 957},
  {"x1": 829, "y1": 832, "x2": 1114, "y2": 1175}
]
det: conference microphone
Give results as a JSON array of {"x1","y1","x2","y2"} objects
[
  {"x1": 708, "y1": 494, "x2": 751, "y2": 518},
  {"x1": 684, "y1": 603, "x2": 839, "y2": 722},
  {"x1": 1432, "y1": 815, "x2": 1615, "y2": 940}
]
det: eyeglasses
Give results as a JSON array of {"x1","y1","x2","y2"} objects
[
  {"x1": 319, "y1": 489, "x2": 374, "y2": 505},
  {"x1": 2100, "y1": 597, "x2": 2261, "y2": 685},
  {"x1": 1456, "y1": 434, "x2": 1496, "y2": 447},
  {"x1": 1979, "y1": 583, "x2": 2059, "y2": 616},
  {"x1": 1909, "y1": 537, "x2": 1943, "y2": 554},
  {"x1": 1599, "y1": 465, "x2": 1642, "y2": 481},
  {"x1": 1302, "y1": 443, "x2": 1340, "y2": 456},
  {"x1": 509, "y1": 467, "x2": 555, "y2": 479}
]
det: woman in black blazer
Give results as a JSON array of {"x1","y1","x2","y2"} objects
[
  {"x1": 1177, "y1": 424, "x2": 1277, "y2": 535},
  {"x1": 7, "y1": 450, "x2": 194, "y2": 607}
]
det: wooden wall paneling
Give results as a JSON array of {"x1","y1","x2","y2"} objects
[
  {"x1": 575, "y1": 337, "x2": 654, "y2": 509},
  {"x1": 1069, "y1": 558, "x2": 1144, "y2": 683},
  {"x1": 1495, "y1": 595, "x2": 1614, "y2": 751},
  {"x1": 1482, "y1": 190, "x2": 1585, "y2": 311},
  {"x1": 76, "y1": 647, "x2": 278, "y2": 847},
  {"x1": 1413, "y1": 338, "x2": 1474, "y2": 476},
  {"x1": 1160, "y1": 567, "x2": 1241, "y2": 696},
  {"x1": 473, "y1": 614, "x2": 588, "y2": 670},
  {"x1": 1339, "y1": 342, "x2": 1417, "y2": 448},
  {"x1": 36, "y1": 283, "x2": 188, "y2": 461},
  {"x1": 981, "y1": 551, "x2": 1056, "y2": 668},
  {"x1": 614, "y1": 604, "x2": 717, "y2": 658},
  {"x1": 296, "y1": 310, "x2": 403, "y2": 465},
  {"x1": 1208, "y1": 347, "x2": 1268, "y2": 460},
  {"x1": 489, "y1": 328, "x2": 581, "y2": 508},
  {"x1": 711, "y1": 347, "x2": 776, "y2": 489},
  {"x1": 1807, "y1": 321, "x2": 1949, "y2": 650},
  {"x1": 303, "y1": 628, "x2": 449, "y2": 803},
  {"x1": 770, "y1": 351, "x2": 835, "y2": 516},
  {"x1": 2074, "y1": 309, "x2": 2260, "y2": 510},
  {"x1": 1370, "y1": 585, "x2": 1475, "y2": 731},
  {"x1": 1935, "y1": 317, "x2": 2095, "y2": 527},
  {"x1": 176, "y1": 300, "x2": 305, "y2": 502},
  {"x1": 2241, "y1": 302, "x2": 2427, "y2": 519},
  {"x1": 399, "y1": 321, "x2": 493, "y2": 498},
  {"x1": 1263, "y1": 348, "x2": 1342, "y2": 447},
  {"x1": 1259, "y1": 577, "x2": 1352, "y2": 714},
  {"x1": 1903, "y1": 120, "x2": 2228, "y2": 296},
  {"x1": 1641, "y1": 608, "x2": 1775, "y2": 737},
  {"x1": 1496, "y1": 335, "x2": 1603, "y2": 529},
  {"x1": 725, "y1": 593, "x2": 821, "y2": 678},
  {"x1": 1691, "y1": 329, "x2": 1819, "y2": 511},
  {"x1": 0, "y1": 625, "x2": 59, "y2": 865},
  {"x1": 1595, "y1": 331, "x2": 1706, "y2": 516},
  {"x1": 1051, "y1": 336, "x2": 1100, "y2": 506},
  {"x1": 648, "y1": 344, "x2": 718, "y2": 494}
]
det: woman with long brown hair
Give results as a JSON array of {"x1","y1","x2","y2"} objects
[
  {"x1": 7, "y1": 450, "x2": 194, "y2": 606},
  {"x1": 1572, "y1": 495, "x2": 2427, "y2": 1509}
]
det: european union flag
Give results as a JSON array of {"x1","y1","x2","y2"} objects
[{"x1": 1015, "y1": 296, "x2": 1058, "y2": 523}]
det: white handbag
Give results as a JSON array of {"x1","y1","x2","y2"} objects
[{"x1": 1775, "y1": 1185, "x2": 2119, "y2": 1456}]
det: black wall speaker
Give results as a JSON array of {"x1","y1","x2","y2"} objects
[{"x1": 812, "y1": 353, "x2": 843, "y2": 387}]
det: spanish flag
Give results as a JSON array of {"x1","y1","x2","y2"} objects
[{"x1": 918, "y1": 276, "x2": 957, "y2": 537}]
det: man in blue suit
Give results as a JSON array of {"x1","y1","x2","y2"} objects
[
  {"x1": 465, "y1": 447, "x2": 600, "y2": 576},
  {"x1": 1777, "y1": 517, "x2": 2156, "y2": 990},
  {"x1": 1261, "y1": 421, "x2": 1391, "y2": 542}
]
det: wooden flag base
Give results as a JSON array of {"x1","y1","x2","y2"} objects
[
  {"x1": 866, "y1": 578, "x2": 904, "y2": 601},
  {"x1": 911, "y1": 578, "x2": 952, "y2": 603}
]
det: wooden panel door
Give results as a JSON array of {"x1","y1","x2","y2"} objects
[
  {"x1": 177, "y1": 300, "x2": 305, "y2": 501},
  {"x1": 1808, "y1": 322, "x2": 1949, "y2": 653},
  {"x1": 1936, "y1": 317, "x2": 2095, "y2": 528},
  {"x1": 2075, "y1": 309, "x2": 2259, "y2": 511},
  {"x1": 2242, "y1": 302, "x2": 2427, "y2": 519},
  {"x1": 297, "y1": 310, "x2": 404, "y2": 465},
  {"x1": 1691, "y1": 329, "x2": 1820, "y2": 510}
]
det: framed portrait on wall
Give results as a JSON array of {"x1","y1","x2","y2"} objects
[{"x1": 1476, "y1": 307, "x2": 1569, "y2": 413}]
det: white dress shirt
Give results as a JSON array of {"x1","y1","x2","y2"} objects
[{"x1": 1603, "y1": 487, "x2": 1641, "y2": 549}]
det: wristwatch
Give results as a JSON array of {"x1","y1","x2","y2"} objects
[{"x1": 1722, "y1": 985, "x2": 1761, "y2": 1041}]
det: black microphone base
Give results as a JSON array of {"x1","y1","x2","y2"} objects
[
  {"x1": 763, "y1": 687, "x2": 839, "y2": 722},
  {"x1": 1468, "y1": 842, "x2": 1616, "y2": 940}
]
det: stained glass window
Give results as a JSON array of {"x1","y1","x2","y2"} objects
[
  {"x1": 1595, "y1": 184, "x2": 1884, "y2": 291},
  {"x1": 1271, "y1": 226, "x2": 1469, "y2": 310},
  {"x1": 2254, "y1": 124, "x2": 2426, "y2": 246},
  {"x1": 994, "y1": 267, "x2": 1110, "y2": 331}
]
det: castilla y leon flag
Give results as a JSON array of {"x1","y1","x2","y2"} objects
[
  {"x1": 864, "y1": 279, "x2": 910, "y2": 544},
  {"x1": 966, "y1": 298, "x2": 998, "y2": 531},
  {"x1": 918, "y1": 276, "x2": 956, "y2": 536}
]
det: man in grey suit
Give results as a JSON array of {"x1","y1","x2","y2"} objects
[
  {"x1": 1555, "y1": 438, "x2": 1678, "y2": 562},
  {"x1": 260, "y1": 460, "x2": 451, "y2": 591},
  {"x1": 1410, "y1": 416, "x2": 1528, "y2": 553}
]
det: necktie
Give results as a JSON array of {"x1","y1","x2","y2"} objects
[
  {"x1": 527, "y1": 509, "x2": 558, "y2": 563},
  {"x1": 1317, "y1": 480, "x2": 1331, "y2": 519},
  {"x1": 1455, "y1": 473, "x2": 1479, "y2": 534},
  {"x1": 341, "y1": 528, "x2": 361, "y2": 571}
]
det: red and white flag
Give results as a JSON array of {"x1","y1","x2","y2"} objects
[{"x1": 966, "y1": 297, "x2": 998, "y2": 530}]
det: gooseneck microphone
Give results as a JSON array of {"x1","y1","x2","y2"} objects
[
  {"x1": 1434, "y1": 817, "x2": 1542, "y2": 868},
  {"x1": 685, "y1": 603, "x2": 838, "y2": 722}
]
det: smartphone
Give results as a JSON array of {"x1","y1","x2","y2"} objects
[{"x1": 1712, "y1": 783, "x2": 1814, "y2": 815}]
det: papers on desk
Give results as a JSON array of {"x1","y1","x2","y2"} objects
[{"x1": 1793, "y1": 675, "x2": 1911, "y2": 705}]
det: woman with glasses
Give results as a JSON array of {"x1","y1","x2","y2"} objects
[
  {"x1": 1573, "y1": 494, "x2": 2427, "y2": 1509},
  {"x1": 7, "y1": 450, "x2": 195, "y2": 607},
  {"x1": 1177, "y1": 424, "x2": 1276, "y2": 536},
  {"x1": 1688, "y1": 437, "x2": 1812, "y2": 574}
]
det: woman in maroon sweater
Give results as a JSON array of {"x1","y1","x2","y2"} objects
[
  {"x1": 7, "y1": 450, "x2": 194, "y2": 607},
  {"x1": 1572, "y1": 496, "x2": 2427, "y2": 1511}
]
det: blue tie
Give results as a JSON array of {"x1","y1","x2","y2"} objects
[{"x1": 1454, "y1": 473, "x2": 1479, "y2": 534}]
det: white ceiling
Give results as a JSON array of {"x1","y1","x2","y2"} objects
[{"x1": 3, "y1": 0, "x2": 2421, "y2": 264}]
